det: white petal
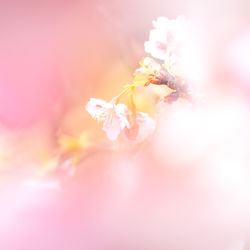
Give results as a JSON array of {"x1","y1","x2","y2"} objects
[
  {"x1": 86, "y1": 98, "x2": 112, "y2": 120},
  {"x1": 144, "y1": 41, "x2": 166, "y2": 60},
  {"x1": 122, "y1": 112, "x2": 156, "y2": 143},
  {"x1": 149, "y1": 29, "x2": 167, "y2": 43},
  {"x1": 103, "y1": 113, "x2": 122, "y2": 141}
]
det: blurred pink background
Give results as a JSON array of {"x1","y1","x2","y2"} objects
[{"x1": 0, "y1": 0, "x2": 250, "y2": 249}]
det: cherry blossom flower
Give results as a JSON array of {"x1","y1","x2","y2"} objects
[
  {"x1": 133, "y1": 57, "x2": 162, "y2": 86},
  {"x1": 86, "y1": 98, "x2": 156, "y2": 142},
  {"x1": 86, "y1": 98, "x2": 129, "y2": 141},
  {"x1": 144, "y1": 16, "x2": 186, "y2": 61},
  {"x1": 122, "y1": 112, "x2": 156, "y2": 143},
  {"x1": 86, "y1": 98, "x2": 114, "y2": 121},
  {"x1": 133, "y1": 57, "x2": 188, "y2": 99}
]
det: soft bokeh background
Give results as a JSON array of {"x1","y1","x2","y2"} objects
[{"x1": 0, "y1": 0, "x2": 250, "y2": 249}]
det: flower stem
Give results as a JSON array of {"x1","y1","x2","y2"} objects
[{"x1": 111, "y1": 85, "x2": 134, "y2": 104}]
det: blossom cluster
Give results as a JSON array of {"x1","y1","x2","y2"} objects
[{"x1": 86, "y1": 16, "x2": 191, "y2": 143}]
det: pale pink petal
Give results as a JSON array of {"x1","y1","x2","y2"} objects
[
  {"x1": 115, "y1": 104, "x2": 130, "y2": 129},
  {"x1": 85, "y1": 98, "x2": 112, "y2": 121},
  {"x1": 86, "y1": 99, "x2": 130, "y2": 141},
  {"x1": 134, "y1": 112, "x2": 156, "y2": 143},
  {"x1": 103, "y1": 112, "x2": 122, "y2": 141},
  {"x1": 122, "y1": 112, "x2": 156, "y2": 143},
  {"x1": 153, "y1": 17, "x2": 169, "y2": 29},
  {"x1": 145, "y1": 16, "x2": 186, "y2": 61},
  {"x1": 149, "y1": 29, "x2": 167, "y2": 44},
  {"x1": 145, "y1": 40, "x2": 166, "y2": 60}
]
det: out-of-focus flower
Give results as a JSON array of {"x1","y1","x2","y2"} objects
[
  {"x1": 225, "y1": 31, "x2": 250, "y2": 85},
  {"x1": 38, "y1": 157, "x2": 59, "y2": 176},
  {"x1": 23, "y1": 178, "x2": 61, "y2": 191},
  {"x1": 228, "y1": 240, "x2": 244, "y2": 250},
  {"x1": 59, "y1": 159, "x2": 76, "y2": 177},
  {"x1": 144, "y1": 16, "x2": 188, "y2": 78},
  {"x1": 122, "y1": 111, "x2": 156, "y2": 143},
  {"x1": 58, "y1": 131, "x2": 91, "y2": 164},
  {"x1": 133, "y1": 57, "x2": 162, "y2": 86},
  {"x1": 144, "y1": 16, "x2": 186, "y2": 61},
  {"x1": 86, "y1": 98, "x2": 129, "y2": 141},
  {"x1": 164, "y1": 51, "x2": 185, "y2": 77},
  {"x1": 59, "y1": 132, "x2": 89, "y2": 152}
]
